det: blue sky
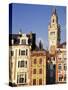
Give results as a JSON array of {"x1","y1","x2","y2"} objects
[{"x1": 11, "y1": 3, "x2": 66, "y2": 49}]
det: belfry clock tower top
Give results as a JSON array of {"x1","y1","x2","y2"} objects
[
  {"x1": 51, "y1": 8, "x2": 58, "y2": 25},
  {"x1": 48, "y1": 8, "x2": 60, "y2": 55}
]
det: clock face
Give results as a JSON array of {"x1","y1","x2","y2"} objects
[{"x1": 49, "y1": 31, "x2": 57, "y2": 39}]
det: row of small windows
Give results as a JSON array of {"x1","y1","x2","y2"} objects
[
  {"x1": 33, "y1": 58, "x2": 42, "y2": 64},
  {"x1": 33, "y1": 78, "x2": 42, "y2": 85},
  {"x1": 33, "y1": 68, "x2": 42, "y2": 74},
  {"x1": 19, "y1": 49, "x2": 28, "y2": 56},
  {"x1": 10, "y1": 49, "x2": 28, "y2": 56},
  {"x1": 58, "y1": 74, "x2": 66, "y2": 81},
  {"x1": 18, "y1": 61, "x2": 27, "y2": 68},
  {"x1": 58, "y1": 64, "x2": 66, "y2": 70},
  {"x1": 17, "y1": 39, "x2": 27, "y2": 45},
  {"x1": 57, "y1": 51, "x2": 66, "y2": 53},
  {"x1": 58, "y1": 57, "x2": 66, "y2": 61}
]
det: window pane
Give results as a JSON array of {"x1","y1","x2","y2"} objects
[
  {"x1": 34, "y1": 59, "x2": 36, "y2": 64},
  {"x1": 18, "y1": 61, "x2": 25, "y2": 67},
  {"x1": 39, "y1": 58, "x2": 42, "y2": 64},
  {"x1": 39, "y1": 69, "x2": 42, "y2": 74},
  {"x1": 21, "y1": 50, "x2": 25, "y2": 55},
  {"x1": 21, "y1": 61, "x2": 24, "y2": 67},
  {"x1": 33, "y1": 69, "x2": 36, "y2": 74},
  {"x1": 39, "y1": 79, "x2": 42, "y2": 85}
]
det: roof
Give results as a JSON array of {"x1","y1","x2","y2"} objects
[{"x1": 58, "y1": 42, "x2": 66, "y2": 48}]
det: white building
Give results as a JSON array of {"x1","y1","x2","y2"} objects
[{"x1": 9, "y1": 32, "x2": 31, "y2": 86}]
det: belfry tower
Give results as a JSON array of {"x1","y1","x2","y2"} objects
[{"x1": 48, "y1": 8, "x2": 60, "y2": 55}]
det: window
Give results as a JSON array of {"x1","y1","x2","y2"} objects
[
  {"x1": 39, "y1": 58, "x2": 42, "y2": 64},
  {"x1": 58, "y1": 57, "x2": 62, "y2": 61},
  {"x1": 39, "y1": 69, "x2": 42, "y2": 74},
  {"x1": 21, "y1": 50, "x2": 25, "y2": 55},
  {"x1": 18, "y1": 61, "x2": 27, "y2": 68},
  {"x1": 10, "y1": 51, "x2": 14, "y2": 56},
  {"x1": 64, "y1": 57, "x2": 66, "y2": 60},
  {"x1": 9, "y1": 62, "x2": 12, "y2": 80},
  {"x1": 21, "y1": 61, "x2": 24, "y2": 67},
  {"x1": 39, "y1": 79, "x2": 42, "y2": 85},
  {"x1": 64, "y1": 74, "x2": 66, "y2": 81},
  {"x1": 34, "y1": 59, "x2": 36, "y2": 64},
  {"x1": 58, "y1": 64, "x2": 62, "y2": 70},
  {"x1": 22, "y1": 39, "x2": 26, "y2": 45},
  {"x1": 33, "y1": 69, "x2": 36, "y2": 74},
  {"x1": 19, "y1": 50, "x2": 27, "y2": 56},
  {"x1": 33, "y1": 79, "x2": 36, "y2": 85},
  {"x1": 17, "y1": 73, "x2": 27, "y2": 84},
  {"x1": 19, "y1": 77, "x2": 24, "y2": 83},
  {"x1": 59, "y1": 74, "x2": 63, "y2": 81},
  {"x1": 64, "y1": 64, "x2": 66, "y2": 70}
]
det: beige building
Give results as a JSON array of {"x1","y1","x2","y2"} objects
[
  {"x1": 9, "y1": 32, "x2": 31, "y2": 86},
  {"x1": 56, "y1": 42, "x2": 66, "y2": 83},
  {"x1": 30, "y1": 50, "x2": 46, "y2": 85},
  {"x1": 48, "y1": 8, "x2": 60, "y2": 55}
]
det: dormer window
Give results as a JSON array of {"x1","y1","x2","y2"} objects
[{"x1": 21, "y1": 39, "x2": 26, "y2": 45}]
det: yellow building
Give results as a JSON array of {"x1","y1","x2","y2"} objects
[
  {"x1": 9, "y1": 32, "x2": 31, "y2": 86},
  {"x1": 56, "y1": 42, "x2": 66, "y2": 83},
  {"x1": 48, "y1": 8, "x2": 60, "y2": 55},
  {"x1": 30, "y1": 49, "x2": 46, "y2": 85}
]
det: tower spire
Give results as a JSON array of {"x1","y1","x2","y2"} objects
[
  {"x1": 39, "y1": 40, "x2": 43, "y2": 50},
  {"x1": 52, "y1": 7, "x2": 57, "y2": 15}
]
